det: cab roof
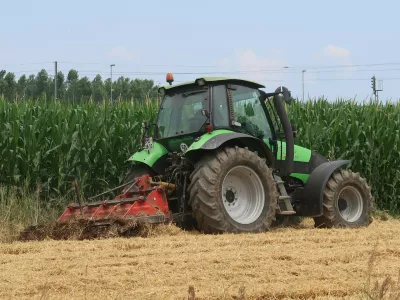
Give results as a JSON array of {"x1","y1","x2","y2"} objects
[{"x1": 159, "y1": 77, "x2": 265, "y2": 91}]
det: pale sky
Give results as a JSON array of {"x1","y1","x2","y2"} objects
[{"x1": 1, "y1": 0, "x2": 399, "y2": 100}]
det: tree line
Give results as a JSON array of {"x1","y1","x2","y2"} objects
[{"x1": 0, "y1": 69, "x2": 159, "y2": 103}]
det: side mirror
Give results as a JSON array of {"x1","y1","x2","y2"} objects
[{"x1": 281, "y1": 86, "x2": 292, "y2": 105}]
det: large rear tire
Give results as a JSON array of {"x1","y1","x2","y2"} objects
[
  {"x1": 188, "y1": 147, "x2": 278, "y2": 233},
  {"x1": 313, "y1": 169, "x2": 373, "y2": 228}
]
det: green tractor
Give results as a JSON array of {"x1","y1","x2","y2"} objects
[{"x1": 60, "y1": 76, "x2": 374, "y2": 233}]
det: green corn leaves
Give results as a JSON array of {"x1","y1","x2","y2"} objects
[
  {"x1": 0, "y1": 97, "x2": 157, "y2": 200},
  {"x1": 0, "y1": 96, "x2": 399, "y2": 213},
  {"x1": 289, "y1": 98, "x2": 400, "y2": 213}
]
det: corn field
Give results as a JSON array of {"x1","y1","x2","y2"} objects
[
  {"x1": 0, "y1": 97, "x2": 158, "y2": 206},
  {"x1": 0, "y1": 96, "x2": 399, "y2": 213},
  {"x1": 290, "y1": 98, "x2": 400, "y2": 213}
]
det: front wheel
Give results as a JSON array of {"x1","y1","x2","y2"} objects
[
  {"x1": 188, "y1": 147, "x2": 278, "y2": 233},
  {"x1": 313, "y1": 169, "x2": 373, "y2": 228}
]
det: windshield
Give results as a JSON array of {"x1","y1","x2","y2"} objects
[
  {"x1": 231, "y1": 86, "x2": 273, "y2": 139},
  {"x1": 156, "y1": 86, "x2": 209, "y2": 138}
]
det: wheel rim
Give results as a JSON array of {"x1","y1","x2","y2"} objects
[
  {"x1": 221, "y1": 166, "x2": 265, "y2": 224},
  {"x1": 337, "y1": 186, "x2": 364, "y2": 223}
]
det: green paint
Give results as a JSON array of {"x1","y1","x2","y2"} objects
[
  {"x1": 186, "y1": 129, "x2": 234, "y2": 152},
  {"x1": 277, "y1": 142, "x2": 312, "y2": 162},
  {"x1": 264, "y1": 139, "x2": 312, "y2": 183},
  {"x1": 291, "y1": 173, "x2": 310, "y2": 182},
  {"x1": 160, "y1": 77, "x2": 265, "y2": 91},
  {"x1": 264, "y1": 140, "x2": 311, "y2": 162},
  {"x1": 128, "y1": 142, "x2": 168, "y2": 167},
  {"x1": 130, "y1": 131, "x2": 313, "y2": 184},
  {"x1": 167, "y1": 136, "x2": 196, "y2": 152}
]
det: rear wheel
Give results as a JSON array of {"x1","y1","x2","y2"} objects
[
  {"x1": 313, "y1": 169, "x2": 373, "y2": 228},
  {"x1": 188, "y1": 147, "x2": 278, "y2": 233}
]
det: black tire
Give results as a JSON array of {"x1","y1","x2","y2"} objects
[
  {"x1": 188, "y1": 147, "x2": 278, "y2": 233},
  {"x1": 313, "y1": 169, "x2": 373, "y2": 228},
  {"x1": 272, "y1": 216, "x2": 303, "y2": 228}
]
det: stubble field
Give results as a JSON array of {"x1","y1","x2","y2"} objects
[{"x1": 0, "y1": 218, "x2": 399, "y2": 300}]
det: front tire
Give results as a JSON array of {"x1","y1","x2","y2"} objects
[
  {"x1": 313, "y1": 169, "x2": 373, "y2": 228},
  {"x1": 188, "y1": 147, "x2": 278, "y2": 233}
]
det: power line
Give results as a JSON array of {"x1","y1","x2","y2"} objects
[
  {"x1": 58, "y1": 61, "x2": 219, "y2": 68},
  {"x1": 309, "y1": 77, "x2": 400, "y2": 81},
  {"x1": 1, "y1": 62, "x2": 53, "y2": 67},
  {"x1": 39, "y1": 61, "x2": 400, "y2": 71},
  {"x1": 10, "y1": 69, "x2": 53, "y2": 75},
  {"x1": 306, "y1": 68, "x2": 400, "y2": 74},
  {"x1": 291, "y1": 62, "x2": 400, "y2": 70}
]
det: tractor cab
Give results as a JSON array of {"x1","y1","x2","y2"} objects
[{"x1": 155, "y1": 76, "x2": 281, "y2": 154}]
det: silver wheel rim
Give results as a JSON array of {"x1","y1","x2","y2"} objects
[
  {"x1": 221, "y1": 166, "x2": 265, "y2": 224},
  {"x1": 337, "y1": 186, "x2": 363, "y2": 222}
]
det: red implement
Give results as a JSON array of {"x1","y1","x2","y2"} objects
[{"x1": 58, "y1": 174, "x2": 171, "y2": 224}]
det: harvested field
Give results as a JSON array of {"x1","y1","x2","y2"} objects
[{"x1": 0, "y1": 219, "x2": 399, "y2": 300}]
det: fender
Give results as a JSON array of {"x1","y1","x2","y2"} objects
[
  {"x1": 186, "y1": 130, "x2": 275, "y2": 166},
  {"x1": 128, "y1": 142, "x2": 168, "y2": 174},
  {"x1": 292, "y1": 160, "x2": 351, "y2": 217}
]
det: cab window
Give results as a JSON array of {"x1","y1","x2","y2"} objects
[
  {"x1": 212, "y1": 85, "x2": 230, "y2": 128},
  {"x1": 231, "y1": 86, "x2": 272, "y2": 139}
]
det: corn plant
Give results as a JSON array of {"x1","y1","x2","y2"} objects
[
  {"x1": 0, "y1": 97, "x2": 158, "y2": 199},
  {"x1": 290, "y1": 98, "x2": 400, "y2": 213},
  {"x1": 0, "y1": 96, "x2": 399, "y2": 213}
]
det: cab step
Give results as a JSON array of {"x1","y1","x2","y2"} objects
[{"x1": 274, "y1": 175, "x2": 296, "y2": 215}]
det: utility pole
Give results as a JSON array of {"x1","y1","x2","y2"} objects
[
  {"x1": 302, "y1": 70, "x2": 306, "y2": 101},
  {"x1": 371, "y1": 76, "x2": 376, "y2": 100},
  {"x1": 371, "y1": 75, "x2": 383, "y2": 101},
  {"x1": 54, "y1": 61, "x2": 57, "y2": 100},
  {"x1": 110, "y1": 64, "x2": 115, "y2": 102}
]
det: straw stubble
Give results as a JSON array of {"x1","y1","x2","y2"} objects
[{"x1": 0, "y1": 219, "x2": 399, "y2": 299}]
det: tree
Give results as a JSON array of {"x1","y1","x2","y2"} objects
[
  {"x1": 17, "y1": 75, "x2": 27, "y2": 99},
  {"x1": 92, "y1": 74, "x2": 104, "y2": 102},
  {"x1": 1, "y1": 68, "x2": 161, "y2": 103},
  {"x1": 36, "y1": 69, "x2": 49, "y2": 98},
  {"x1": 77, "y1": 77, "x2": 92, "y2": 101},
  {"x1": 4, "y1": 72, "x2": 17, "y2": 101},
  {"x1": 0, "y1": 70, "x2": 6, "y2": 97},
  {"x1": 56, "y1": 71, "x2": 66, "y2": 99},
  {"x1": 26, "y1": 74, "x2": 36, "y2": 98},
  {"x1": 130, "y1": 79, "x2": 155, "y2": 103},
  {"x1": 104, "y1": 78, "x2": 111, "y2": 101},
  {"x1": 114, "y1": 76, "x2": 131, "y2": 101},
  {"x1": 66, "y1": 69, "x2": 79, "y2": 102}
]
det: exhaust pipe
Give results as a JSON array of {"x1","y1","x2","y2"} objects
[{"x1": 272, "y1": 87, "x2": 294, "y2": 178}]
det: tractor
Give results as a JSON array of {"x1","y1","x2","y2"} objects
[{"x1": 59, "y1": 75, "x2": 373, "y2": 233}]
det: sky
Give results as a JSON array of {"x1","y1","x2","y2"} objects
[{"x1": 1, "y1": 0, "x2": 400, "y2": 101}]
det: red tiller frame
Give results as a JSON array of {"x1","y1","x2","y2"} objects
[{"x1": 58, "y1": 175, "x2": 171, "y2": 223}]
